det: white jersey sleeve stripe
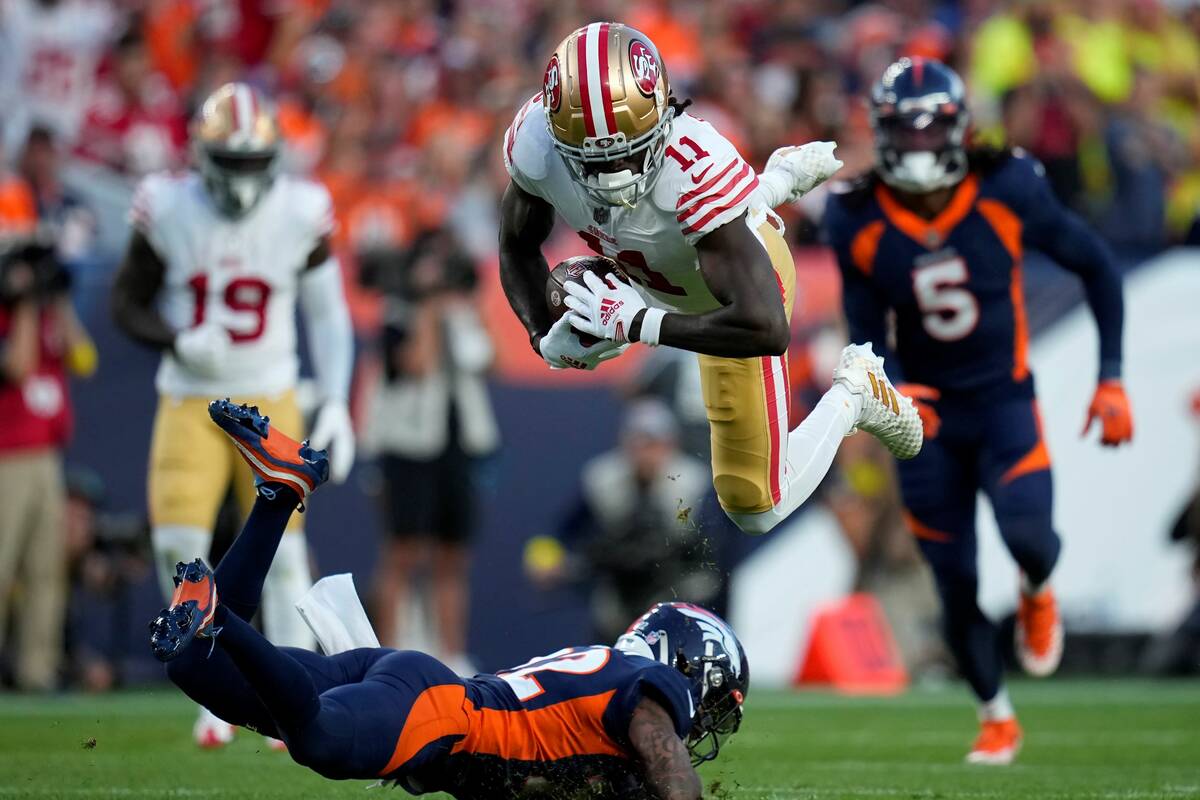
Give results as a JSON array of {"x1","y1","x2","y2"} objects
[
  {"x1": 676, "y1": 161, "x2": 755, "y2": 222},
  {"x1": 680, "y1": 173, "x2": 760, "y2": 236},
  {"x1": 676, "y1": 159, "x2": 740, "y2": 209}
]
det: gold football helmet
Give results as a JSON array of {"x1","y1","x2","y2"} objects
[
  {"x1": 542, "y1": 22, "x2": 672, "y2": 207},
  {"x1": 190, "y1": 82, "x2": 281, "y2": 218}
]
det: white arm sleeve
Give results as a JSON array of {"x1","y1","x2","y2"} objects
[
  {"x1": 752, "y1": 168, "x2": 794, "y2": 210},
  {"x1": 299, "y1": 257, "x2": 354, "y2": 403}
]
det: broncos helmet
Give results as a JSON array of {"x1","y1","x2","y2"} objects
[
  {"x1": 615, "y1": 602, "x2": 749, "y2": 765},
  {"x1": 869, "y1": 57, "x2": 969, "y2": 193}
]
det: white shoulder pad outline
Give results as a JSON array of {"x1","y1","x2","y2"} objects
[
  {"x1": 128, "y1": 171, "x2": 192, "y2": 253},
  {"x1": 502, "y1": 93, "x2": 552, "y2": 196},
  {"x1": 279, "y1": 174, "x2": 337, "y2": 244},
  {"x1": 655, "y1": 115, "x2": 759, "y2": 245}
]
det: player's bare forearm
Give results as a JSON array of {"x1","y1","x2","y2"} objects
[
  {"x1": 634, "y1": 215, "x2": 788, "y2": 358},
  {"x1": 629, "y1": 698, "x2": 702, "y2": 800},
  {"x1": 498, "y1": 181, "x2": 556, "y2": 352},
  {"x1": 110, "y1": 231, "x2": 175, "y2": 351}
]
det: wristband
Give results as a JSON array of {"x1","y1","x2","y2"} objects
[{"x1": 638, "y1": 308, "x2": 667, "y2": 347}]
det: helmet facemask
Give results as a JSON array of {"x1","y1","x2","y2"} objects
[
  {"x1": 872, "y1": 99, "x2": 968, "y2": 194},
  {"x1": 196, "y1": 145, "x2": 279, "y2": 218},
  {"x1": 678, "y1": 645, "x2": 745, "y2": 766},
  {"x1": 553, "y1": 107, "x2": 674, "y2": 209}
]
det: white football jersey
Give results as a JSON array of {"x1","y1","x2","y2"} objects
[
  {"x1": 0, "y1": 0, "x2": 116, "y2": 149},
  {"x1": 503, "y1": 98, "x2": 767, "y2": 314},
  {"x1": 130, "y1": 171, "x2": 334, "y2": 398}
]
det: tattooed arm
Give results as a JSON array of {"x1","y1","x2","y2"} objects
[{"x1": 629, "y1": 698, "x2": 702, "y2": 800}]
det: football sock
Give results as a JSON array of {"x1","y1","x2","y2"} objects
[
  {"x1": 261, "y1": 531, "x2": 316, "y2": 649},
  {"x1": 151, "y1": 525, "x2": 212, "y2": 600},
  {"x1": 213, "y1": 608, "x2": 321, "y2": 731},
  {"x1": 978, "y1": 687, "x2": 1015, "y2": 722},
  {"x1": 214, "y1": 485, "x2": 299, "y2": 622},
  {"x1": 724, "y1": 384, "x2": 859, "y2": 535}
]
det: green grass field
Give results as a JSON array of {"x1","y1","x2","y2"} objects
[{"x1": 1, "y1": 680, "x2": 1197, "y2": 799}]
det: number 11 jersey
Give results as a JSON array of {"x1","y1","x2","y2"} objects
[
  {"x1": 503, "y1": 98, "x2": 765, "y2": 314},
  {"x1": 130, "y1": 170, "x2": 334, "y2": 398}
]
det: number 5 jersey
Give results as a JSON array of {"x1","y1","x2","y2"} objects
[{"x1": 130, "y1": 170, "x2": 335, "y2": 398}]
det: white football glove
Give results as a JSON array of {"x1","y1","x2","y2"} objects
[
  {"x1": 309, "y1": 400, "x2": 355, "y2": 483},
  {"x1": 765, "y1": 141, "x2": 844, "y2": 203},
  {"x1": 563, "y1": 271, "x2": 647, "y2": 345},
  {"x1": 173, "y1": 323, "x2": 232, "y2": 378},
  {"x1": 538, "y1": 314, "x2": 629, "y2": 370}
]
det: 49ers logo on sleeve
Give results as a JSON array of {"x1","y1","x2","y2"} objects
[
  {"x1": 543, "y1": 55, "x2": 562, "y2": 112},
  {"x1": 629, "y1": 40, "x2": 659, "y2": 97}
]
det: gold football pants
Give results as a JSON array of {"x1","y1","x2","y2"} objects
[
  {"x1": 699, "y1": 219, "x2": 797, "y2": 515},
  {"x1": 148, "y1": 391, "x2": 305, "y2": 531}
]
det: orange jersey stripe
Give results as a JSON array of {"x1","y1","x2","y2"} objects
[
  {"x1": 849, "y1": 220, "x2": 886, "y2": 276},
  {"x1": 875, "y1": 175, "x2": 978, "y2": 250},
  {"x1": 903, "y1": 510, "x2": 953, "y2": 543},
  {"x1": 380, "y1": 684, "x2": 471, "y2": 776},
  {"x1": 1000, "y1": 402, "x2": 1051, "y2": 485},
  {"x1": 974, "y1": 198, "x2": 1028, "y2": 382},
  {"x1": 455, "y1": 690, "x2": 625, "y2": 763},
  {"x1": 382, "y1": 686, "x2": 628, "y2": 778}
]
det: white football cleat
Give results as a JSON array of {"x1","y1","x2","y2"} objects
[
  {"x1": 266, "y1": 736, "x2": 288, "y2": 752},
  {"x1": 193, "y1": 706, "x2": 235, "y2": 749},
  {"x1": 833, "y1": 343, "x2": 923, "y2": 460}
]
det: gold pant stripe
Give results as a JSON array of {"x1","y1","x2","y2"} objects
[
  {"x1": 701, "y1": 221, "x2": 797, "y2": 515},
  {"x1": 148, "y1": 391, "x2": 305, "y2": 531}
]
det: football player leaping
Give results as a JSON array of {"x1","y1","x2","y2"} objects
[
  {"x1": 824, "y1": 59, "x2": 1133, "y2": 764},
  {"x1": 110, "y1": 83, "x2": 355, "y2": 748},
  {"x1": 150, "y1": 401, "x2": 747, "y2": 800},
  {"x1": 499, "y1": 23, "x2": 923, "y2": 535}
]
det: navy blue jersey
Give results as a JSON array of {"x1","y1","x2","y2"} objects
[
  {"x1": 824, "y1": 151, "x2": 1124, "y2": 394},
  {"x1": 389, "y1": 646, "x2": 694, "y2": 799}
]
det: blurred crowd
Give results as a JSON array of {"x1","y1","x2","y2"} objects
[{"x1": 2, "y1": 0, "x2": 1196, "y2": 301}]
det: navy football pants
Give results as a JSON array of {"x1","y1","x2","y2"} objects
[
  {"x1": 164, "y1": 493, "x2": 461, "y2": 779},
  {"x1": 897, "y1": 390, "x2": 1061, "y2": 704}
]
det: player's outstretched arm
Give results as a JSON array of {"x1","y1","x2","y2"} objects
[
  {"x1": 629, "y1": 697, "x2": 702, "y2": 800},
  {"x1": 110, "y1": 230, "x2": 175, "y2": 350},
  {"x1": 498, "y1": 181, "x2": 556, "y2": 354},
  {"x1": 630, "y1": 213, "x2": 789, "y2": 358}
]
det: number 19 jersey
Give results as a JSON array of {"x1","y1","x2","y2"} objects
[
  {"x1": 503, "y1": 99, "x2": 765, "y2": 314},
  {"x1": 130, "y1": 171, "x2": 334, "y2": 398}
]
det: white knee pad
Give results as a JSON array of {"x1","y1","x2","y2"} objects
[
  {"x1": 260, "y1": 532, "x2": 315, "y2": 649},
  {"x1": 152, "y1": 526, "x2": 212, "y2": 601}
]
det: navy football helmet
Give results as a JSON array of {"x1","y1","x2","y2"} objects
[
  {"x1": 869, "y1": 57, "x2": 969, "y2": 193},
  {"x1": 615, "y1": 602, "x2": 749, "y2": 765}
]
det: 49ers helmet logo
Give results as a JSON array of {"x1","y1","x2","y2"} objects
[
  {"x1": 543, "y1": 54, "x2": 562, "y2": 112},
  {"x1": 629, "y1": 40, "x2": 659, "y2": 97}
]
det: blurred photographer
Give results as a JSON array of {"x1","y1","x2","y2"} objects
[
  {"x1": 62, "y1": 467, "x2": 150, "y2": 691},
  {"x1": 0, "y1": 236, "x2": 96, "y2": 691},
  {"x1": 524, "y1": 399, "x2": 721, "y2": 643},
  {"x1": 361, "y1": 227, "x2": 498, "y2": 673}
]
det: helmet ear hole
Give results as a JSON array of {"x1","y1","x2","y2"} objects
[{"x1": 674, "y1": 649, "x2": 691, "y2": 674}]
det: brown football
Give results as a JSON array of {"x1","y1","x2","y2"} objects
[{"x1": 546, "y1": 255, "x2": 620, "y2": 347}]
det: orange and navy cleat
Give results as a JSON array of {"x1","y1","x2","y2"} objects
[
  {"x1": 966, "y1": 718, "x2": 1023, "y2": 765},
  {"x1": 149, "y1": 558, "x2": 219, "y2": 662},
  {"x1": 208, "y1": 398, "x2": 329, "y2": 503},
  {"x1": 1016, "y1": 584, "x2": 1063, "y2": 677}
]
